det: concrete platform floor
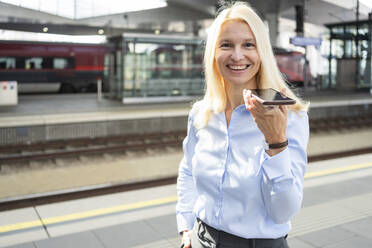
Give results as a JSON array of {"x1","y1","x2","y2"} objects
[{"x1": 1, "y1": 91, "x2": 372, "y2": 117}]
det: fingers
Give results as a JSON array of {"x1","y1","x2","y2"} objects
[
  {"x1": 279, "y1": 104, "x2": 288, "y2": 116},
  {"x1": 252, "y1": 97, "x2": 267, "y2": 113},
  {"x1": 243, "y1": 89, "x2": 270, "y2": 118},
  {"x1": 243, "y1": 89, "x2": 251, "y2": 110},
  {"x1": 243, "y1": 89, "x2": 261, "y2": 112},
  {"x1": 280, "y1": 87, "x2": 288, "y2": 98},
  {"x1": 243, "y1": 89, "x2": 286, "y2": 117},
  {"x1": 182, "y1": 231, "x2": 191, "y2": 248},
  {"x1": 183, "y1": 239, "x2": 191, "y2": 248}
]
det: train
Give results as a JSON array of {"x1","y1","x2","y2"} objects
[
  {"x1": 0, "y1": 40, "x2": 105, "y2": 93},
  {"x1": 273, "y1": 47, "x2": 311, "y2": 87},
  {"x1": 0, "y1": 39, "x2": 310, "y2": 94}
]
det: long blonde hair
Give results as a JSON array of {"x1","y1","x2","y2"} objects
[{"x1": 194, "y1": 1, "x2": 308, "y2": 129}]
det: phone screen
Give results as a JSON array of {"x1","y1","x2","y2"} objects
[{"x1": 251, "y1": 88, "x2": 296, "y2": 105}]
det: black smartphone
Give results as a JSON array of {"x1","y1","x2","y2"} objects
[{"x1": 251, "y1": 88, "x2": 296, "y2": 105}]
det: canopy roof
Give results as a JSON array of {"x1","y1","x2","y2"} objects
[{"x1": 0, "y1": 0, "x2": 167, "y2": 19}]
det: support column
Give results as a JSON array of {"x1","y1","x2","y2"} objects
[
  {"x1": 266, "y1": 12, "x2": 280, "y2": 47},
  {"x1": 366, "y1": 13, "x2": 372, "y2": 94}
]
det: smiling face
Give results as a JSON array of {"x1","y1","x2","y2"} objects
[{"x1": 215, "y1": 20, "x2": 261, "y2": 90}]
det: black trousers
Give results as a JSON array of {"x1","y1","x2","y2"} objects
[{"x1": 190, "y1": 218, "x2": 289, "y2": 248}]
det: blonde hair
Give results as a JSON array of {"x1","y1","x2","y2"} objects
[{"x1": 194, "y1": 1, "x2": 309, "y2": 129}]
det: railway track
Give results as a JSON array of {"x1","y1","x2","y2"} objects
[
  {"x1": 1, "y1": 115, "x2": 372, "y2": 211},
  {"x1": 309, "y1": 114, "x2": 372, "y2": 132},
  {"x1": 1, "y1": 114, "x2": 372, "y2": 165},
  {"x1": 0, "y1": 131, "x2": 186, "y2": 164}
]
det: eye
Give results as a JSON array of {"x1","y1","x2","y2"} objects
[
  {"x1": 220, "y1": 42, "x2": 231, "y2": 48},
  {"x1": 245, "y1": 42, "x2": 256, "y2": 48}
]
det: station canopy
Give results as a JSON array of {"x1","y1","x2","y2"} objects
[
  {"x1": 0, "y1": 0, "x2": 167, "y2": 19},
  {"x1": 0, "y1": 0, "x2": 371, "y2": 38}
]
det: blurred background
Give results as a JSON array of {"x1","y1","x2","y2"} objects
[{"x1": 0, "y1": 1, "x2": 372, "y2": 248}]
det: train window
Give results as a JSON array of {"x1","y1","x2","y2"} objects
[
  {"x1": 41, "y1": 57, "x2": 53, "y2": 69},
  {"x1": 53, "y1": 58, "x2": 75, "y2": 69},
  {"x1": 15, "y1": 57, "x2": 25, "y2": 69},
  {"x1": 158, "y1": 53, "x2": 166, "y2": 64},
  {"x1": 54, "y1": 58, "x2": 68, "y2": 69},
  {"x1": 67, "y1": 58, "x2": 75, "y2": 68},
  {"x1": 25, "y1": 57, "x2": 42, "y2": 69},
  {"x1": 0, "y1": 57, "x2": 15, "y2": 69}
]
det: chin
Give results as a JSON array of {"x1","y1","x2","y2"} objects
[{"x1": 228, "y1": 77, "x2": 255, "y2": 86}]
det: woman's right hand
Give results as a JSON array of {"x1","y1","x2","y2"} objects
[{"x1": 181, "y1": 230, "x2": 192, "y2": 248}]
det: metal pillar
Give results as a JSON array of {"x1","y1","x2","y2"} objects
[
  {"x1": 328, "y1": 36, "x2": 332, "y2": 89},
  {"x1": 356, "y1": 0, "x2": 360, "y2": 89},
  {"x1": 266, "y1": 12, "x2": 279, "y2": 47},
  {"x1": 368, "y1": 13, "x2": 372, "y2": 94}
]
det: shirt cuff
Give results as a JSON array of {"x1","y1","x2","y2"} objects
[
  {"x1": 261, "y1": 148, "x2": 292, "y2": 181},
  {"x1": 176, "y1": 211, "x2": 196, "y2": 234}
]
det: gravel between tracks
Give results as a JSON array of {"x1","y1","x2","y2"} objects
[
  {"x1": 0, "y1": 149, "x2": 182, "y2": 199},
  {"x1": 1, "y1": 127, "x2": 372, "y2": 200}
]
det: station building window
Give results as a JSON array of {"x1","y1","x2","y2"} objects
[
  {"x1": 108, "y1": 36, "x2": 204, "y2": 98},
  {"x1": 326, "y1": 19, "x2": 372, "y2": 90}
]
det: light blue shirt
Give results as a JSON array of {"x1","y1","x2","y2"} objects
[{"x1": 176, "y1": 104, "x2": 309, "y2": 239}]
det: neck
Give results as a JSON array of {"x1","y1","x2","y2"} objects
[
  {"x1": 225, "y1": 82, "x2": 257, "y2": 111},
  {"x1": 226, "y1": 90, "x2": 244, "y2": 110}
]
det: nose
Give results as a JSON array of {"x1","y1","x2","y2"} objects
[{"x1": 231, "y1": 47, "x2": 244, "y2": 61}]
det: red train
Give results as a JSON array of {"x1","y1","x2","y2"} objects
[
  {"x1": 273, "y1": 47, "x2": 311, "y2": 86},
  {"x1": 0, "y1": 40, "x2": 105, "y2": 93},
  {"x1": 0, "y1": 40, "x2": 310, "y2": 94}
]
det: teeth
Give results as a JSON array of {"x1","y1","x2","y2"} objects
[{"x1": 229, "y1": 65, "x2": 248, "y2": 70}]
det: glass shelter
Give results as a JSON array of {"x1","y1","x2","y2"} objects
[
  {"x1": 325, "y1": 17, "x2": 372, "y2": 91},
  {"x1": 105, "y1": 34, "x2": 205, "y2": 102}
]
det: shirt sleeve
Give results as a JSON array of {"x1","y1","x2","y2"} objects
[
  {"x1": 260, "y1": 111, "x2": 309, "y2": 224},
  {"x1": 176, "y1": 109, "x2": 198, "y2": 233}
]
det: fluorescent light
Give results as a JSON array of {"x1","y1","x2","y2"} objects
[{"x1": 0, "y1": 29, "x2": 106, "y2": 43}]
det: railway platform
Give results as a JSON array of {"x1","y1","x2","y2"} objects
[
  {"x1": 0, "y1": 90, "x2": 372, "y2": 206},
  {"x1": 0, "y1": 91, "x2": 372, "y2": 199},
  {"x1": 0, "y1": 153, "x2": 372, "y2": 248}
]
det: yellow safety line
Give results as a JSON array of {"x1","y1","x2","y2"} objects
[
  {"x1": 304, "y1": 161, "x2": 372, "y2": 178},
  {"x1": 0, "y1": 196, "x2": 177, "y2": 234},
  {"x1": 0, "y1": 220, "x2": 43, "y2": 234},
  {"x1": 42, "y1": 195, "x2": 177, "y2": 225},
  {"x1": 2, "y1": 161, "x2": 372, "y2": 234}
]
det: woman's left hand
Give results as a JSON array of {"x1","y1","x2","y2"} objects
[{"x1": 243, "y1": 89, "x2": 288, "y2": 150}]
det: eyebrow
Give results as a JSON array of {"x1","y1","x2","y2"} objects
[{"x1": 218, "y1": 38, "x2": 256, "y2": 43}]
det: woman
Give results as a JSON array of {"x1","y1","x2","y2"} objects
[{"x1": 176, "y1": 2, "x2": 309, "y2": 248}]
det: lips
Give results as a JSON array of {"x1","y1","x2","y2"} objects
[{"x1": 227, "y1": 64, "x2": 250, "y2": 70}]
